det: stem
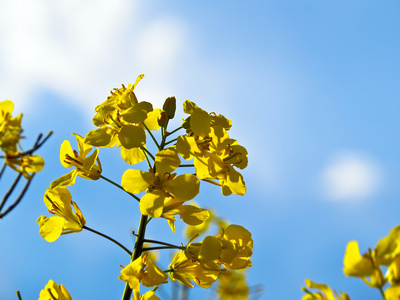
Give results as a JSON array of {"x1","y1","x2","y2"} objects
[
  {"x1": 378, "y1": 286, "x2": 386, "y2": 300},
  {"x1": 0, "y1": 173, "x2": 23, "y2": 213},
  {"x1": 0, "y1": 131, "x2": 53, "y2": 159},
  {"x1": 83, "y1": 226, "x2": 132, "y2": 256},
  {"x1": 163, "y1": 138, "x2": 178, "y2": 147},
  {"x1": 0, "y1": 163, "x2": 6, "y2": 180},
  {"x1": 121, "y1": 214, "x2": 148, "y2": 300},
  {"x1": 143, "y1": 238, "x2": 182, "y2": 248},
  {"x1": 166, "y1": 126, "x2": 183, "y2": 137},
  {"x1": 178, "y1": 164, "x2": 194, "y2": 168},
  {"x1": 100, "y1": 175, "x2": 140, "y2": 202},
  {"x1": 0, "y1": 175, "x2": 34, "y2": 219},
  {"x1": 142, "y1": 246, "x2": 184, "y2": 251},
  {"x1": 142, "y1": 122, "x2": 160, "y2": 150},
  {"x1": 141, "y1": 147, "x2": 155, "y2": 161},
  {"x1": 16, "y1": 291, "x2": 22, "y2": 300}
]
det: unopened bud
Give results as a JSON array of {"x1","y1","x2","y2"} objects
[
  {"x1": 158, "y1": 111, "x2": 169, "y2": 127},
  {"x1": 163, "y1": 96, "x2": 176, "y2": 119}
]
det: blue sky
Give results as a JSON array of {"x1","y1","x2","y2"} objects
[{"x1": 1, "y1": 1, "x2": 400, "y2": 299}]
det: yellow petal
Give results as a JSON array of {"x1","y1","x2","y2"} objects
[
  {"x1": 121, "y1": 169, "x2": 153, "y2": 194},
  {"x1": 140, "y1": 190, "x2": 165, "y2": 218},
  {"x1": 144, "y1": 108, "x2": 162, "y2": 131},
  {"x1": 60, "y1": 140, "x2": 74, "y2": 168},
  {"x1": 118, "y1": 125, "x2": 146, "y2": 149},
  {"x1": 120, "y1": 101, "x2": 153, "y2": 123},
  {"x1": 50, "y1": 170, "x2": 78, "y2": 189},
  {"x1": 343, "y1": 241, "x2": 375, "y2": 277},
  {"x1": 85, "y1": 127, "x2": 113, "y2": 147},
  {"x1": 155, "y1": 148, "x2": 181, "y2": 176},
  {"x1": 190, "y1": 108, "x2": 210, "y2": 137},
  {"x1": 120, "y1": 147, "x2": 146, "y2": 165},
  {"x1": 37, "y1": 216, "x2": 64, "y2": 242},
  {"x1": 164, "y1": 174, "x2": 200, "y2": 201}
]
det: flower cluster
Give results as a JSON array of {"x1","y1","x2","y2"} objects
[
  {"x1": 343, "y1": 225, "x2": 400, "y2": 298},
  {"x1": 0, "y1": 100, "x2": 45, "y2": 179},
  {"x1": 36, "y1": 75, "x2": 252, "y2": 299}
]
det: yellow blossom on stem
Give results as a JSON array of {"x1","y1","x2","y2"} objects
[
  {"x1": 301, "y1": 279, "x2": 350, "y2": 300},
  {"x1": 50, "y1": 133, "x2": 102, "y2": 188},
  {"x1": 0, "y1": 100, "x2": 23, "y2": 154},
  {"x1": 160, "y1": 197, "x2": 210, "y2": 232},
  {"x1": 169, "y1": 250, "x2": 220, "y2": 288},
  {"x1": 217, "y1": 270, "x2": 249, "y2": 300},
  {"x1": 38, "y1": 280, "x2": 72, "y2": 300},
  {"x1": 37, "y1": 188, "x2": 86, "y2": 242},
  {"x1": 121, "y1": 148, "x2": 200, "y2": 218},
  {"x1": 6, "y1": 154, "x2": 44, "y2": 180},
  {"x1": 118, "y1": 254, "x2": 167, "y2": 300}
]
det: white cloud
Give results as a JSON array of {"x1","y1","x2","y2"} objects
[
  {"x1": 0, "y1": 0, "x2": 187, "y2": 119},
  {"x1": 321, "y1": 152, "x2": 382, "y2": 201}
]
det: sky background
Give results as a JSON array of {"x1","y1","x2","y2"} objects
[{"x1": 1, "y1": 1, "x2": 400, "y2": 299}]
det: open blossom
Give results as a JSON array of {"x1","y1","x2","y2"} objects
[
  {"x1": 160, "y1": 197, "x2": 210, "y2": 232},
  {"x1": 50, "y1": 133, "x2": 102, "y2": 188},
  {"x1": 0, "y1": 100, "x2": 23, "y2": 154},
  {"x1": 186, "y1": 224, "x2": 253, "y2": 271},
  {"x1": 169, "y1": 250, "x2": 220, "y2": 288},
  {"x1": 5, "y1": 154, "x2": 44, "y2": 180},
  {"x1": 121, "y1": 148, "x2": 200, "y2": 218},
  {"x1": 118, "y1": 254, "x2": 168, "y2": 300},
  {"x1": 301, "y1": 279, "x2": 350, "y2": 300},
  {"x1": 37, "y1": 188, "x2": 86, "y2": 242},
  {"x1": 38, "y1": 280, "x2": 72, "y2": 300},
  {"x1": 176, "y1": 100, "x2": 247, "y2": 196},
  {"x1": 84, "y1": 75, "x2": 163, "y2": 165}
]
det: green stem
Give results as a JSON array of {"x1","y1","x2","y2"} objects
[
  {"x1": 166, "y1": 126, "x2": 183, "y2": 136},
  {"x1": 378, "y1": 286, "x2": 386, "y2": 300},
  {"x1": 142, "y1": 122, "x2": 160, "y2": 150},
  {"x1": 142, "y1": 246, "x2": 184, "y2": 251},
  {"x1": 100, "y1": 175, "x2": 140, "y2": 202},
  {"x1": 143, "y1": 238, "x2": 182, "y2": 248},
  {"x1": 16, "y1": 291, "x2": 22, "y2": 300},
  {"x1": 83, "y1": 226, "x2": 132, "y2": 256},
  {"x1": 178, "y1": 164, "x2": 194, "y2": 168},
  {"x1": 121, "y1": 214, "x2": 148, "y2": 300},
  {"x1": 163, "y1": 138, "x2": 178, "y2": 147}
]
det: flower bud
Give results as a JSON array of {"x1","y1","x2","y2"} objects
[
  {"x1": 158, "y1": 111, "x2": 169, "y2": 127},
  {"x1": 163, "y1": 96, "x2": 176, "y2": 119}
]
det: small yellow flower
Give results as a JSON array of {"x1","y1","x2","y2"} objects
[
  {"x1": 50, "y1": 133, "x2": 102, "y2": 188},
  {"x1": 119, "y1": 254, "x2": 167, "y2": 300},
  {"x1": 0, "y1": 100, "x2": 23, "y2": 154},
  {"x1": 217, "y1": 270, "x2": 249, "y2": 300},
  {"x1": 121, "y1": 148, "x2": 200, "y2": 218},
  {"x1": 301, "y1": 279, "x2": 350, "y2": 300},
  {"x1": 38, "y1": 279, "x2": 72, "y2": 300},
  {"x1": 5, "y1": 154, "x2": 44, "y2": 180},
  {"x1": 37, "y1": 188, "x2": 86, "y2": 242},
  {"x1": 169, "y1": 250, "x2": 220, "y2": 288}
]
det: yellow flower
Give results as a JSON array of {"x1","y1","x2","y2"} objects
[
  {"x1": 160, "y1": 197, "x2": 210, "y2": 232},
  {"x1": 301, "y1": 279, "x2": 350, "y2": 300},
  {"x1": 139, "y1": 291, "x2": 161, "y2": 300},
  {"x1": 119, "y1": 254, "x2": 167, "y2": 300},
  {"x1": 37, "y1": 188, "x2": 86, "y2": 242},
  {"x1": 38, "y1": 279, "x2": 72, "y2": 300},
  {"x1": 50, "y1": 133, "x2": 102, "y2": 188},
  {"x1": 218, "y1": 224, "x2": 253, "y2": 270},
  {"x1": 217, "y1": 270, "x2": 249, "y2": 300},
  {"x1": 121, "y1": 148, "x2": 200, "y2": 218},
  {"x1": 177, "y1": 100, "x2": 247, "y2": 196},
  {"x1": 5, "y1": 154, "x2": 44, "y2": 180},
  {"x1": 169, "y1": 250, "x2": 220, "y2": 288},
  {"x1": 385, "y1": 285, "x2": 400, "y2": 300},
  {"x1": 0, "y1": 100, "x2": 23, "y2": 154}
]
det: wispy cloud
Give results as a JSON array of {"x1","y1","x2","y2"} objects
[
  {"x1": 0, "y1": 0, "x2": 187, "y2": 117},
  {"x1": 320, "y1": 152, "x2": 382, "y2": 201}
]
